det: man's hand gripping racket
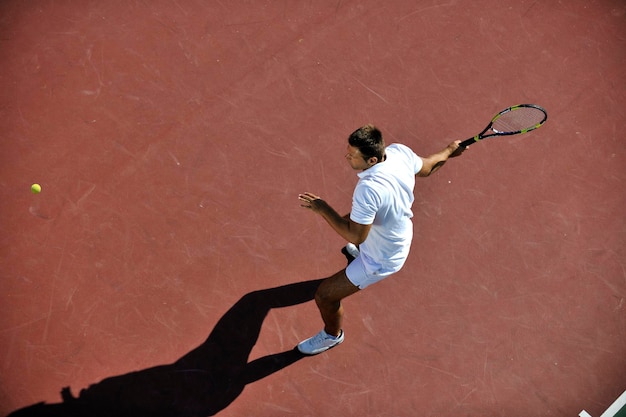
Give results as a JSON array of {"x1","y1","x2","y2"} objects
[{"x1": 459, "y1": 104, "x2": 548, "y2": 149}]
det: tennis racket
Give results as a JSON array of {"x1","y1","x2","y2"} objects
[{"x1": 459, "y1": 104, "x2": 547, "y2": 148}]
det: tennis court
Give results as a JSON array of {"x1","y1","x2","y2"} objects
[{"x1": 1, "y1": 1, "x2": 624, "y2": 416}]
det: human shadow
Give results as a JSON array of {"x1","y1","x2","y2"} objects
[{"x1": 6, "y1": 278, "x2": 324, "y2": 417}]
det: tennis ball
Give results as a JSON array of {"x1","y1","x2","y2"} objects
[{"x1": 31, "y1": 184, "x2": 42, "y2": 194}]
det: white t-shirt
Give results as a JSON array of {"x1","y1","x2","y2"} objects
[{"x1": 350, "y1": 143, "x2": 423, "y2": 275}]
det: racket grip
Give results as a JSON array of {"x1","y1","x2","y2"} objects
[{"x1": 459, "y1": 137, "x2": 478, "y2": 148}]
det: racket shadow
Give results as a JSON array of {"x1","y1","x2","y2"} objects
[{"x1": 6, "y1": 278, "x2": 324, "y2": 417}]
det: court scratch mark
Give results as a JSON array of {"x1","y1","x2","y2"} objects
[
  {"x1": 522, "y1": 0, "x2": 540, "y2": 17},
  {"x1": 80, "y1": 44, "x2": 105, "y2": 98},
  {"x1": 1, "y1": 315, "x2": 53, "y2": 333},
  {"x1": 265, "y1": 148, "x2": 290, "y2": 158},
  {"x1": 454, "y1": 387, "x2": 478, "y2": 406},
  {"x1": 259, "y1": 402, "x2": 295, "y2": 413},
  {"x1": 3, "y1": 331, "x2": 17, "y2": 370},
  {"x1": 319, "y1": 158, "x2": 328, "y2": 196},
  {"x1": 65, "y1": 287, "x2": 78, "y2": 309},
  {"x1": 309, "y1": 367, "x2": 361, "y2": 386},
  {"x1": 397, "y1": 1, "x2": 456, "y2": 22},
  {"x1": 351, "y1": 76, "x2": 389, "y2": 104},
  {"x1": 335, "y1": 0, "x2": 342, "y2": 14},
  {"x1": 42, "y1": 233, "x2": 69, "y2": 343},
  {"x1": 414, "y1": 362, "x2": 462, "y2": 379},
  {"x1": 172, "y1": 0, "x2": 189, "y2": 16},
  {"x1": 168, "y1": 151, "x2": 181, "y2": 166},
  {"x1": 75, "y1": 181, "x2": 96, "y2": 209}
]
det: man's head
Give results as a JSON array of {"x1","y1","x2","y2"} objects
[{"x1": 345, "y1": 124, "x2": 385, "y2": 170}]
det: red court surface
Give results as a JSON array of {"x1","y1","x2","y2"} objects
[{"x1": 1, "y1": 1, "x2": 625, "y2": 416}]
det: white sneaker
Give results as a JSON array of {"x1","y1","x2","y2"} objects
[
  {"x1": 297, "y1": 329, "x2": 344, "y2": 355},
  {"x1": 345, "y1": 243, "x2": 360, "y2": 258}
]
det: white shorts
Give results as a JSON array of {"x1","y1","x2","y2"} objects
[{"x1": 345, "y1": 253, "x2": 405, "y2": 289}]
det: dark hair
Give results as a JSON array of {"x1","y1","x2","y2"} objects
[{"x1": 348, "y1": 124, "x2": 385, "y2": 162}]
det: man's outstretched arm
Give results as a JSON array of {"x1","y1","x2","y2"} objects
[
  {"x1": 417, "y1": 140, "x2": 464, "y2": 177},
  {"x1": 299, "y1": 192, "x2": 371, "y2": 245}
]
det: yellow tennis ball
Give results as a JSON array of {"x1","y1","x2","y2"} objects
[{"x1": 31, "y1": 183, "x2": 42, "y2": 194}]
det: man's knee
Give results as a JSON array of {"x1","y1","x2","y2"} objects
[
  {"x1": 314, "y1": 272, "x2": 358, "y2": 307},
  {"x1": 314, "y1": 284, "x2": 338, "y2": 307}
]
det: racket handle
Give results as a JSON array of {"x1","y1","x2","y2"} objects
[{"x1": 459, "y1": 137, "x2": 478, "y2": 148}]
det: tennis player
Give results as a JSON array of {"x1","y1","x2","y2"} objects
[{"x1": 297, "y1": 124, "x2": 463, "y2": 355}]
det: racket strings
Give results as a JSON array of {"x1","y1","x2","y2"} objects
[{"x1": 492, "y1": 107, "x2": 546, "y2": 133}]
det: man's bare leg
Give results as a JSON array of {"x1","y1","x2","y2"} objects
[
  {"x1": 297, "y1": 269, "x2": 360, "y2": 355},
  {"x1": 315, "y1": 269, "x2": 360, "y2": 336}
]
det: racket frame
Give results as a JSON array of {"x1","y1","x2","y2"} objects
[{"x1": 459, "y1": 104, "x2": 547, "y2": 148}]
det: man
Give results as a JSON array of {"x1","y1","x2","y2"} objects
[{"x1": 297, "y1": 124, "x2": 464, "y2": 355}]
